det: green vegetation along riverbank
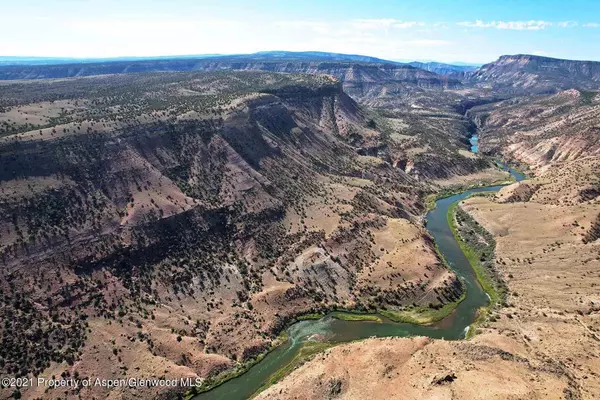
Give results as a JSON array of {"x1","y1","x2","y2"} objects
[
  {"x1": 378, "y1": 289, "x2": 466, "y2": 325},
  {"x1": 447, "y1": 199, "x2": 507, "y2": 338}
]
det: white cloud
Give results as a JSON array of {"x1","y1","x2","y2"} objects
[
  {"x1": 351, "y1": 19, "x2": 398, "y2": 31},
  {"x1": 274, "y1": 21, "x2": 331, "y2": 35},
  {"x1": 457, "y1": 20, "x2": 553, "y2": 30},
  {"x1": 350, "y1": 19, "x2": 429, "y2": 31},
  {"x1": 393, "y1": 21, "x2": 426, "y2": 29},
  {"x1": 558, "y1": 21, "x2": 578, "y2": 28},
  {"x1": 583, "y1": 22, "x2": 600, "y2": 28},
  {"x1": 274, "y1": 19, "x2": 430, "y2": 36},
  {"x1": 64, "y1": 17, "x2": 246, "y2": 36},
  {"x1": 406, "y1": 39, "x2": 452, "y2": 46}
]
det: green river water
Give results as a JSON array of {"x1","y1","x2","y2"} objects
[{"x1": 194, "y1": 163, "x2": 525, "y2": 400}]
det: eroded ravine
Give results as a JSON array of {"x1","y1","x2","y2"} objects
[{"x1": 194, "y1": 164, "x2": 525, "y2": 400}]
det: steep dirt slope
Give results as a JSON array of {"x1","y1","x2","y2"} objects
[{"x1": 256, "y1": 336, "x2": 572, "y2": 400}]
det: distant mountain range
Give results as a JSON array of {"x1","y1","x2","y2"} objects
[
  {"x1": 407, "y1": 61, "x2": 478, "y2": 75},
  {"x1": 0, "y1": 54, "x2": 224, "y2": 66},
  {"x1": 2, "y1": 52, "x2": 600, "y2": 96},
  {"x1": 225, "y1": 51, "x2": 399, "y2": 63},
  {"x1": 0, "y1": 51, "x2": 464, "y2": 89},
  {"x1": 0, "y1": 51, "x2": 475, "y2": 75}
]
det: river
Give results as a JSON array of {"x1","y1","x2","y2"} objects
[
  {"x1": 194, "y1": 163, "x2": 525, "y2": 400},
  {"x1": 470, "y1": 134, "x2": 479, "y2": 152}
]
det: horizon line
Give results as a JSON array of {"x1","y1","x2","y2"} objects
[{"x1": 0, "y1": 50, "x2": 489, "y2": 66}]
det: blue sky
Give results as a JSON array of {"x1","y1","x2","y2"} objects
[{"x1": 2, "y1": 0, "x2": 600, "y2": 63}]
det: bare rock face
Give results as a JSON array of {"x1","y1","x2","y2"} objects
[
  {"x1": 495, "y1": 182, "x2": 541, "y2": 203},
  {"x1": 583, "y1": 213, "x2": 600, "y2": 243}
]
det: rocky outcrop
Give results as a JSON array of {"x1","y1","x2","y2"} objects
[
  {"x1": 583, "y1": 213, "x2": 600, "y2": 243},
  {"x1": 496, "y1": 182, "x2": 541, "y2": 203}
]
